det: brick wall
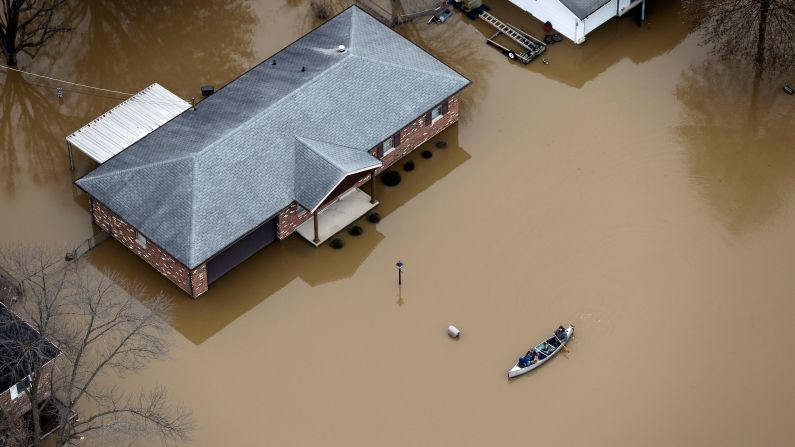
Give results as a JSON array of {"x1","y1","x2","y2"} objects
[
  {"x1": 0, "y1": 360, "x2": 55, "y2": 418},
  {"x1": 277, "y1": 93, "x2": 461, "y2": 238},
  {"x1": 90, "y1": 199, "x2": 208, "y2": 298}
]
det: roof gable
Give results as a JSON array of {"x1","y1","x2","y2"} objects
[{"x1": 294, "y1": 137, "x2": 381, "y2": 212}]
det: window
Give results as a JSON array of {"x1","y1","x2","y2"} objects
[
  {"x1": 10, "y1": 376, "x2": 30, "y2": 400},
  {"x1": 382, "y1": 135, "x2": 395, "y2": 155},
  {"x1": 431, "y1": 104, "x2": 444, "y2": 123},
  {"x1": 135, "y1": 231, "x2": 147, "y2": 248}
]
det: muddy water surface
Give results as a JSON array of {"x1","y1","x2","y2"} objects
[{"x1": 2, "y1": 1, "x2": 795, "y2": 446}]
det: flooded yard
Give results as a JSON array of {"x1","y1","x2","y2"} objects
[{"x1": 2, "y1": 0, "x2": 795, "y2": 445}]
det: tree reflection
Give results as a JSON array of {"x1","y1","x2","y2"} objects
[
  {"x1": 677, "y1": 61, "x2": 795, "y2": 236},
  {"x1": 0, "y1": 72, "x2": 72, "y2": 194},
  {"x1": 0, "y1": 0, "x2": 258, "y2": 196},
  {"x1": 58, "y1": 0, "x2": 257, "y2": 96}
]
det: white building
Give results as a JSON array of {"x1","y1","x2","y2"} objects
[{"x1": 507, "y1": 0, "x2": 646, "y2": 44}]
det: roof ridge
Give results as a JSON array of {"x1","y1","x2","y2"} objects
[
  {"x1": 76, "y1": 153, "x2": 195, "y2": 183},
  {"x1": 295, "y1": 136, "x2": 349, "y2": 174},
  {"x1": 188, "y1": 160, "x2": 198, "y2": 266},
  {"x1": 349, "y1": 53, "x2": 463, "y2": 83}
]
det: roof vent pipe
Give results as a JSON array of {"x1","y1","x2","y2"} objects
[{"x1": 338, "y1": 45, "x2": 346, "y2": 52}]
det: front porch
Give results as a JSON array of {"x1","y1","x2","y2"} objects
[{"x1": 296, "y1": 187, "x2": 378, "y2": 246}]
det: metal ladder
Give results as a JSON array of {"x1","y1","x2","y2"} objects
[{"x1": 478, "y1": 11, "x2": 541, "y2": 51}]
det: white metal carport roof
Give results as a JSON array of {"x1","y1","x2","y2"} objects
[{"x1": 66, "y1": 83, "x2": 190, "y2": 164}]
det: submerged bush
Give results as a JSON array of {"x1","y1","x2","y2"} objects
[
  {"x1": 403, "y1": 160, "x2": 415, "y2": 172},
  {"x1": 382, "y1": 170, "x2": 401, "y2": 186},
  {"x1": 435, "y1": 140, "x2": 447, "y2": 149},
  {"x1": 367, "y1": 212, "x2": 381, "y2": 223},
  {"x1": 310, "y1": 0, "x2": 332, "y2": 20},
  {"x1": 348, "y1": 225, "x2": 363, "y2": 236},
  {"x1": 421, "y1": 150, "x2": 433, "y2": 159},
  {"x1": 330, "y1": 237, "x2": 344, "y2": 249}
]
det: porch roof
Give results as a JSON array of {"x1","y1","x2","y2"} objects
[{"x1": 66, "y1": 83, "x2": 190, "y2": 163}]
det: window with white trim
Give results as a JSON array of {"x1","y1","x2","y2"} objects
[
  {"x1": 135, "y1": 231, "x2": 147, "y2": 248},
  {"x1": 382, "y1": 135, "x2": 395, "y2": 155},
  {"x1": 431, "y1": 104, "x2": 444, "y2": 123},
  {"x1": 10, "y1": 376, "x2": 30, "y2": 400}
]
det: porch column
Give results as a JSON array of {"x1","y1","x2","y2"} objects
[
  {"x1": 313, "y1": 211, "x2": 320, "y2": 244},
  {"x1": 369, "y1": 169, "x2": 376, "y2": 204}
]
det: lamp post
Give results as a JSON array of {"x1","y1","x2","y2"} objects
[{"x1": 396, "y1": 260, "x2": 404, "y2": 285}]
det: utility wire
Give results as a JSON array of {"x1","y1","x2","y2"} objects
[
  {"x1": 0, "y1": 64, "x2": 136, "y2": 96},
  {"x1": 0, "y1": 64, "x2": 192, "y2": 106}
]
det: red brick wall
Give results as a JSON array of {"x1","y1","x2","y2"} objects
[
  {"x1": 0, "y1": 360, "x2": 55, "y2": 418},
  {"x1": 90, "y1": 199, "x2": 208, "y2": 298},
  {"x1": 277, "y1": 93, "x2": 461, "y2": 238}
]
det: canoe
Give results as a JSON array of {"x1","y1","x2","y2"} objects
[{"x1": 508, "y1": 324, "x2": 574, "y2": 378}]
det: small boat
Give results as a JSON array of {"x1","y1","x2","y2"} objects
[{"x1": 508, "y1": 324, "x2": 574, "y2": 378}]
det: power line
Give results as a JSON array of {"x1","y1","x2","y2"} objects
[
  {"x1": 0, "y1": 64, "x2": 192, "y2": 107},
  {"x1": 0, "y1": 64, "x2": 136, "y2": 96}
]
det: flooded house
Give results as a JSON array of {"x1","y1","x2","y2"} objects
[
  {"x1": 508, "y1": 0, "x2": 646, "y2": 43},
  {"x1": 0, "y1": 304, "x2": 62, "y2": 438},
  {"x1": 71, "y1": 6, "x2": 469, "y2": 298}
]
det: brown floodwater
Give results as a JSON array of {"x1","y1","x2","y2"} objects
[{"x1": 2, "y1": 0, "x2": 795, "y2": 445}]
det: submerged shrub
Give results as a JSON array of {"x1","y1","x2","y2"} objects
[
  {"x1": 310, "y1": 0, "x2": 332, "y2": 20},
  {"x1": 403, "y1": 160, "x2": 415, "y2": 172},
  {"x1": 382, "y1": 170, "x2": 401, "y2": 186},
  {"x1": 421, "y1": 150, "x2": 433, "y2": 159},
  {"x1": 348, "y1": 225, "x2": 363, "y2": 236},
  {"x1": 367, "y1": 212, "x2": 381, "y2": 223},
  {"x1": 330, "y1": 237, "x2": 344, "y2": 249},
  {"x1": 435, "y1": 140, "x2": 447, "y2": 149}
]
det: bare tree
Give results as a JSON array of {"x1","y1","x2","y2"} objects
[
  {"x1": 0, "y1": 0, "x2": 70, "y2": 66},
  {"x1": 681, "y1": 0, "x2": 795, "y2": 72},
  {"x1": 0, "y1": 246, "x2": 192, "y2": 447}
]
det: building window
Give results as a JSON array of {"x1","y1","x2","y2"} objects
[
  {"x1": 431, "y1": 104, "x2": 444, "y2": 123},
  {"x1": 10, "y1": 376, "x2": 30, "y2": 400},
  {"x1": 135, "y1": 232, "x2": 147, "y2": 248},
  {"x1": 382, "y1": 135, "x2": 395, "y2": 156}
]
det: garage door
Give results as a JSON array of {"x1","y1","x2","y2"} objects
[{"x1": 206, "y1": 217, "x2": 277, "y2": 284}]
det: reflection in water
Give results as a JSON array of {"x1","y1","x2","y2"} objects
[
  {"x1": 86, "y1": 126, "x2": 470, "y2": 344},
  {"x1": 397, "y1": 16, "x2": 491, "y2": 123},
  {"x1": 470, "y1": 0, "x2": 690, "y2": 88},
  {"x1": 0, "y1": 73, "x2": 72, "y2": 194},
  {"x1": 677, "y1": 62, "x2": 795, "y2": 236},
  {"x1": 61, "y1": 0, "x2": 257, "y2": 98}
]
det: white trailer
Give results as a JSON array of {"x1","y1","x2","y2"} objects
[{"x1": 506, "y1": 0, "x2": 645, "y2": 44}]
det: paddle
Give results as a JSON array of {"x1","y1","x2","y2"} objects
[{"x1": 554, "y1": 334, "x2": 570, "y2": 353}]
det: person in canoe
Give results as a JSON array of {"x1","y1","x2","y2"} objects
[
  {"x1": 554, "y1": 325, "x2": 567, "y2": 342},
  {"x1": 517, "y1": 350, "x2": 536, "y2": 368}
]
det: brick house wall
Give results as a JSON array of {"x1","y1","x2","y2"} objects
[
  {"x1": 0, "y1": 360, "x2": 55, "y2": 418},
  {"x1": 89, "y1": 199, "x2": 209, "y2": 298},
  {"x1": 276, "y1": 93, "x2": 461, "y2": 238}
]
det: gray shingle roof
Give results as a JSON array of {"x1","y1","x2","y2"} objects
[
  {"x1": 0, "y1": 304, "x2": 60, "y2": 391},
  {"x1": 559, "y1": 0, "x2": 612, "y2": 19},
  {"x1": 76, "y1": 6, "x2": 469, "y2": 269}
]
